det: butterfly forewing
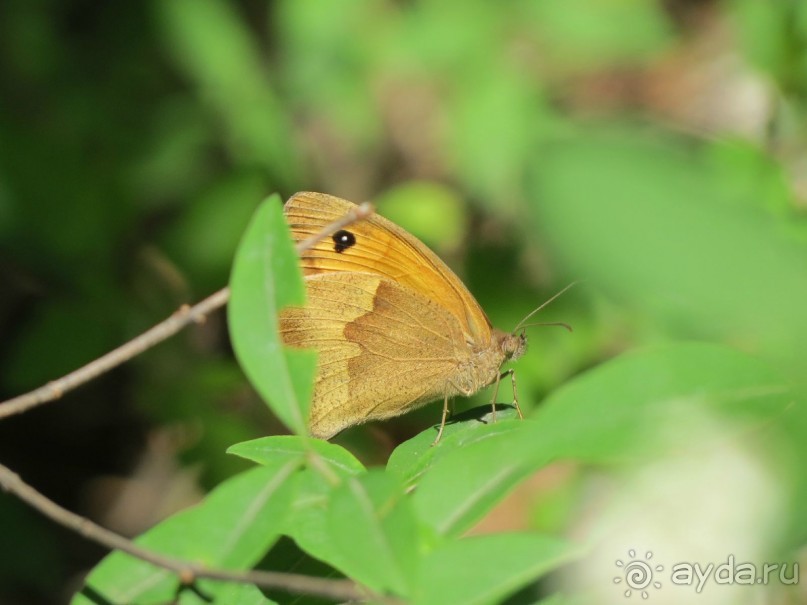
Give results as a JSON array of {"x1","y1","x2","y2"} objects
[{"x1": 284, "y1": 192, "x2": 492, "y2": 343}]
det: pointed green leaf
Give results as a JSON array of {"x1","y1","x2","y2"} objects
[
  {"x1": 387, "y1": 406, "x2": 522, "y2": 487},
  {"x1": 411, "y1": 422, "x2": 552, "y2": 537},
  {"x1": 228, "y1": 435, "x2": 365, "y2": 476},
  {"x1": 228, "y1": 195, "x2": 316, "y2": 435},
  {"x1": 327, "y1": 470, "x2": 420, "y2": 596},
  {"x1": 72, "y1": 461, "x2": 298, "y2": 604}
]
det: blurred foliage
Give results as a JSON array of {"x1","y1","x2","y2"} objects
[{"x1": 1, "y1": 0, "x2": 807, "y2": 603}]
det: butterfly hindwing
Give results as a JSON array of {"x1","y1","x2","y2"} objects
[{"x1": 279, "y1": 272, "x2": 467, "y2": 438}]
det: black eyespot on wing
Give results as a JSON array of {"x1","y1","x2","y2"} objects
[{"x1": 332, "y1": 229, "x2": 356, "y2": 253}]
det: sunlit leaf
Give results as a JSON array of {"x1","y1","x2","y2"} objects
[{"x1": 228, "y1": 195, "x2": 316, "y2": 436}]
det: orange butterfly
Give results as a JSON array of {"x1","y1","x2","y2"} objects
[{"x1": 280, "y1": 192, "x2": 527, "y2": 440}]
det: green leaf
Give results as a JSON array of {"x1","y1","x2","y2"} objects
[
  {"x1": 228, "y1": 436, "x2": 366, "y2": 571},
  {"x1": 228, "y1": 195, "x2": 317, "y2": 436},
  {"x1": 327, "y1": 470, "x2": 421, "y2": 596},
  {"x1": 411, "y1": 420, "x2": 552, "y2": 537},
  {"x1": 281, "y1": 469, "x2": 349, "y2": 573},
  {"x1": 72, "y1": 462, "x2": 298, "y2": 604},
  {"x1": 449, "y1": 68, "x2": 540, "y2": 208},
  {"x1": 376, "y1": 182, "x2": 467, "y2": 251},
  {"x1": 387, "y1": 405, "x2": 522, "y2": 487},
  {"x1": 528, "y1": 133, "x2": 807, "y2": 377},
  {"x1": 522, "y1": 0, "x2": 672, "y2": 65},
  {"x1": 198, "y1": 582, "x2": 278, "y2": 605},
  {"x1": 415, "y1": 533, "x2": 578, "y2": 605},
  {"x1": 228, "y1": 435, "x2": 365, "y2": 476},
  {"x1": 412, "y1": 343, "x2": 792, "y2": 538},
  {"x1": 730, "y1": 0, "x2": 792, "y2": 77},
  {"x1": 532, "y1": 342, "x2": 793, "y2": 463},
  {"x1": 159, "y1": 0, "x2": 301, "y2": 185}
]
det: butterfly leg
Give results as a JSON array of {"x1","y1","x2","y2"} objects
[
  {"x1": 492, "y1": 369, "x2": 523, "y2": 420},
  {"x1": 490, "y1": 371, "x2": 503, "y2": 423},
  {"x1": 507, "y1": 369, "x2": 524, "y2": 419},
  {"x1": 432, "y1": 393, "x2": 451, "y2": 446}
]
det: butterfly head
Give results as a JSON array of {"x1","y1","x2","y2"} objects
[{"x1": 500, "y1": 330, "x2": 527, "y2": 362}]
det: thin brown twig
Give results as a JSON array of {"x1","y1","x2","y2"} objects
[
  {"x1": 0, "y1": 461, "x2": 393, "y2": 603},
  {"x1": 0, "y1": 201, "x2": 374, "y2": 420},
  {"x1": 0, "y1": 288, "x2": 231, "y2": 420}
]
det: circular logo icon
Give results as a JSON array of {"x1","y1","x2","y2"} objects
[{"x1": 614, "y1": 549, "x2": 663, "y2": 599}]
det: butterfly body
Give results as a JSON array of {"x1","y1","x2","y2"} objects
[{"x1": 279, "y1": 192, "x2": 526, "y2": 439}]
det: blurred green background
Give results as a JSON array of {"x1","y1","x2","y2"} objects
[{"x1": 1, "y1": 0, "x2": 806, "y2": 603}]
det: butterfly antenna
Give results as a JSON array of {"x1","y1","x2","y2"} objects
[
  {"x1": 518, "y1": 321, "x2": 573, "y2": 333},
  {"x1": 513, "y1": 281, "x2": 580, "y2": 333}
]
